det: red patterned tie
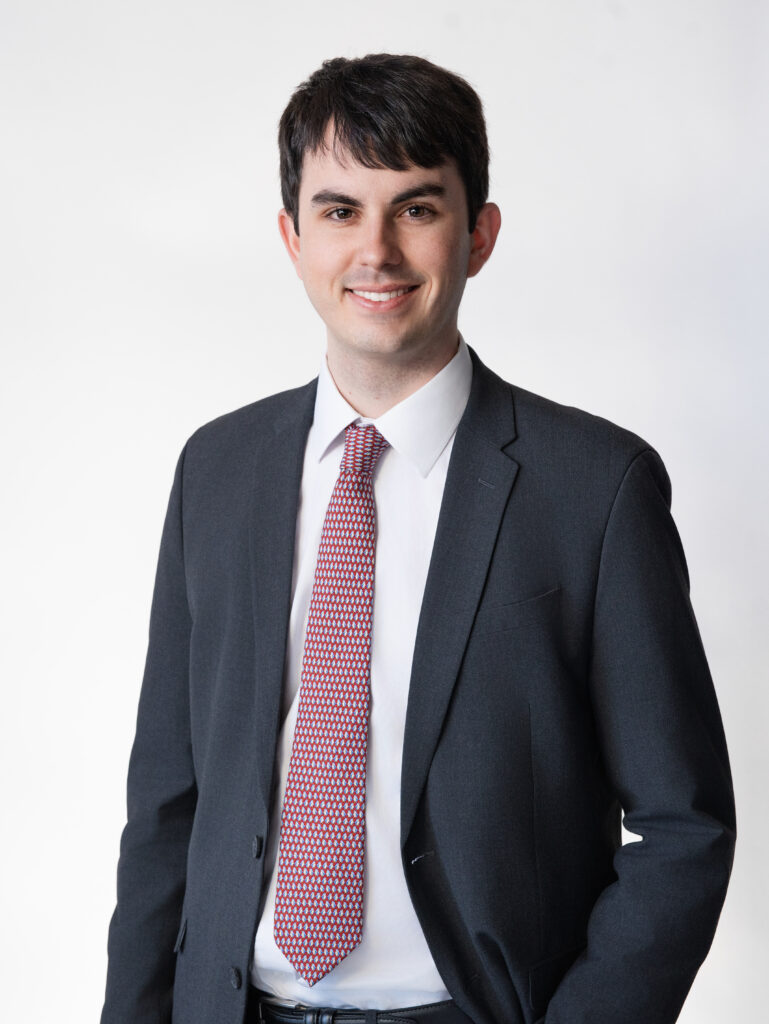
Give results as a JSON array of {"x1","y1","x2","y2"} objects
[{"x1": 273, "y1": 422, "x2": 389, "y2": 985}]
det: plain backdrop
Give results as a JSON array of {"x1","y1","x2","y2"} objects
[{"x1": 1, "y1": 1, "x2": 767, "y2": 1020}]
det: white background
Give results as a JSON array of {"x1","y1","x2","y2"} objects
[{"x1": 1, "y1": 1, "x2": 767, "y2": 1020}]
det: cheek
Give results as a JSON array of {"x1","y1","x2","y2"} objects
[
  {"x1": 300, "y1": 246, "x2": 344, "y2": 295},
  {"x1": 422, "y1": 232, "x2": 470, "y2": 284}
]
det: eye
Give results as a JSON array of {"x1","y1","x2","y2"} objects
[
  {"x1": 404, "y1": 204, "x2": 431, "y2": 218},
  {"x1": 326, "y1": 207, "x2": 355, "y2": 221}
]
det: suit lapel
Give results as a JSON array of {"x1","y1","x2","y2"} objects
[
  {"x1": 400, "y1": 351, "x2": 520, "y2": 847},
  {"x1": 249, "y1": 380, "x2": 317, "y2": 813}
]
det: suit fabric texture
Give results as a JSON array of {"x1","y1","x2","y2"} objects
[{"x1": 102, "y1": 348, "x2": 735, "y2": 1024}]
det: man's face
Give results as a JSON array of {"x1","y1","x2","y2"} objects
[{"x1": 278, "y1": 133, "x2": 499, "y2": 368}]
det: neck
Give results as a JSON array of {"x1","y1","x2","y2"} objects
[{"x1": 325, "y1": 337, "x2": 460, "y2": 418}]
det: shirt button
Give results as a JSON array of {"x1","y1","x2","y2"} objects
[{"x1": 230, "y1": 966, "x2": 242, "y2": 990}]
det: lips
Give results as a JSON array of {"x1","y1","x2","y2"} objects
[
  {"x1": 344, "y1": 284, "x2": 421, "y2": 313},
  {"x1": 347, "y1": 285, "x2": 419, "y2": 302}
]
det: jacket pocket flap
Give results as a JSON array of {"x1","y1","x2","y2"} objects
[{"x1": 473, "y1": 585, "x2": 561, "y2": 639}]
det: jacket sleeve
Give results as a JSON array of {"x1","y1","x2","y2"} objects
[
  {"x1": 545, "y1": 449, "x2": 736, "y2": 1024},
  {"x1": 101, "y1": 443, "x2": 197, "y2": 1024}
]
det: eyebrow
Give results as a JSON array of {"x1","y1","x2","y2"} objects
[{"x1": 309, "y1": 182, "x2": 447, "y2": 209}]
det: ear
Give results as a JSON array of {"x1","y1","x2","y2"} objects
[
  {"x1": 467, "y1": 202, "x2": 501, "y2": 278},
  {"x1": 278, "y1": 208, "x2": 303, "y2": 280}
]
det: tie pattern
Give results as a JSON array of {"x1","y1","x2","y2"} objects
[{"x1": 274, "y1": 422, "x2": 389, "y2": 985}]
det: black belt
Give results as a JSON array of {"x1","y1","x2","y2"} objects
[{"x1": 248, "y1": 989, "x2": 474, "y2": 1024}]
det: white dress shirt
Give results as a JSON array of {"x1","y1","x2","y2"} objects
[{"x1": 250, "y1": 338, "x2": 473, "y2": 1008}]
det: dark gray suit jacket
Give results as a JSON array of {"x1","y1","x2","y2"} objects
[{"x1": 102, "y1": 348, "x2": 735, "y2": 1024}]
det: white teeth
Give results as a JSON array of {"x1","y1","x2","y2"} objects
[{"x1": 351, "y1": 287, "x2": 412, "y2": 302}]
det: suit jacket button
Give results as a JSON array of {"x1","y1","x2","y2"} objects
[
  {"x1": 252, "y1": 835, "x2": 264, "y2": 859},
  {"x1": 230, "y1": 967, "x2": 242, "y2": 990}
]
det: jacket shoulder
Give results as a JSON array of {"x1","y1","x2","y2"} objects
[
  {"x1": 509, "y1": 381, "x2": 663, "y2": 480},
  {"x1": 511, "y1": 383, "x2": 650, "y2": 459},
  {"x1": 495, "y1": 375, "x2": 674, "y2": 515},
  {"x1": 182, "y1": 378, "x2": 317, "y2": 464}
]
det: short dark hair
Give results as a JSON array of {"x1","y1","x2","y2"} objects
[{"x1": 278, "y1": 54, "x2": 490, "y2": 233}]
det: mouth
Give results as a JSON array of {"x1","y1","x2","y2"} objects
[{"x1": 345, "y1": 284, "x2": 420, "y2": 310}]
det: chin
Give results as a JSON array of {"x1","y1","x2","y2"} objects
[{"x1": 338, "y1": 330, "x2": 421, "y2": 358}]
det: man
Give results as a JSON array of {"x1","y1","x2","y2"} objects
[{"x1": 102, "y1": 54, "x2": 735, "y2": 1024}]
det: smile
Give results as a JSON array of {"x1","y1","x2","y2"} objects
[{"x1": 348, "y1": 286, "x2": 418, "y2": 303}]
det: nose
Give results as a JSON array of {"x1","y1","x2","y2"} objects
[{"x1": 357, "y1": 216, "x2": 402, "y2": 270}]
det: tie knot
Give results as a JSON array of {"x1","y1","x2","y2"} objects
[{"x1": 341, "y1": 423, "x2": 389, "y2": 475}]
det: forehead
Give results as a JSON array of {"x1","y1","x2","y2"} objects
[{"x1": 297, "y1": 141, "x2": 462, "y2": 204}]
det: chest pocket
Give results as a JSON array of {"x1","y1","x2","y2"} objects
[{"x1": 471, "y1": 585, "x2": 561, "y2": 640}]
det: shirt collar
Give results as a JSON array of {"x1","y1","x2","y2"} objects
[{"x1": 308, "y1": 337, "x2": 473, "y2": 478}]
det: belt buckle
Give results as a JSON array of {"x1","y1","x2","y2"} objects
[
  {"x1": 257, "y1": 995, "x2": 337, "y2": 1024},
  {"x1": 300, "y1": 1010, "x2": 337, "y2": 1024},
  {"x1": 257, "y1": 994, "x2": 303, "y2": 1024}
]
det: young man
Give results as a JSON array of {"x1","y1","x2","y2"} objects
[{"x1": 102, "y1": 55, "x2": 735, "y2": 1024}]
